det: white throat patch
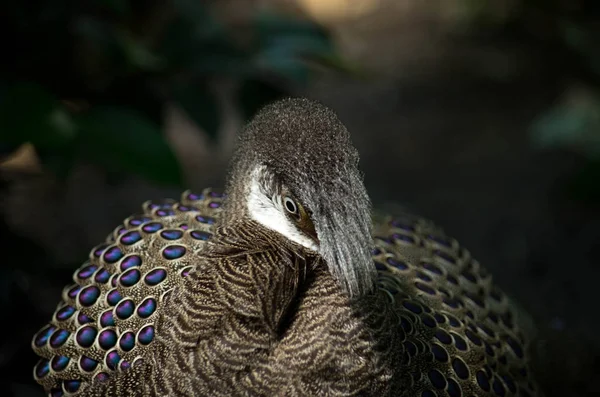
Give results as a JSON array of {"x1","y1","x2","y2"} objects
[{"x1": 247, "y1": 167, "x2": 318, "y2": 252}]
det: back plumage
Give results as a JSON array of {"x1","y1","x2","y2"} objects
[
  {"x1": 31, "y1": 98, "x2": 542, "y2": 396},
  {"x1": 32, "y1": 190, "x2": 225, "y2": 395}
]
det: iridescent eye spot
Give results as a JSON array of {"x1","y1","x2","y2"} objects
[
  {"x1": 452, "y1": 357, "x2": 469, "y2": 379},
  {"x1": 144, "y1": 268, "x2": 167, "y2": 286},
  {"x1": 79, "y1": 356, "x2": 99, "y2": 372},
  {"x1": 392, "y1": 233, "x2": 416, "y2": 244},
  {"x1": 427, "y1": 369, "x2": 447, "y2": 389},
  {"x1": 442, "y1": 296, "x2": 461, "y2": 309},
  {"x1": 105, "y1": 350, "x2": 121, "y2": 371},
  {"x1": 446, "y1": 378, "x2": 462, "y2": 397},
  {"x1": 142, "y1": 222, "x2": 163, "y2": 233},
  {"x1": 103, "y1": 246, "x2": 124, "y2": 264},
  {"x1": 426, "y1": 234, "x2": 452, "y2": 247},
  {"x1": 465, "y1": 292, "x2": 486, "y2": 309},
  {"x1": 374, "y1": 261, "x2": 386, "y2": 271},
  {"x1": 156, "y1": 209, "x2": 176, "y2": 217},
  {"x1": 78, "y1": 286, "x2": 100, "y2": 307},
  {"x1": 67, "y1": 285, "x2": 81, "y2": 299},
  {"x1": 434, "y1": 250, "x2": 456, "y2": 264},
  {"x1": 160, "y1": 229, "x2": 183, "y2": 241},
  {"x1": 120, "y1": 231, "x2": 142, "y2": 246},
  {"x1": 120, "y1": 360, "x2": 131, "y2": 371},
  {"x1": 476, "y1": 370, "x2": 490, "y2": 391},
  {"x1": 179, "y1": 223, "x2": 189, "y2": 230},
  {"x1": 386, "y1": 257, "x2": 408, "y2": 270},
  {"x1": 51, "y1": 355, "x2": 70, "y2": 372},
  {"x1": 421, "y1": 314, "x2": 437, "y2": 328},
  {"x1": 55, "y1": 305, "x2": 76, "y2": 322},
  {"x1": 465, "y1": 329, "x2": 482, "y2": 346},
  {"x1": 501, "y1": 374, "x2": 517, "y2": 394},
  {"x1": 75, "y1": 325, "x2": 97, "y2": 348},
  {"x1": 138, "y1": 325, "x2": 155, "y2": 345},
  {"x1": 415, "y1": 282, "x2": 437, "y2": 296},
  {"x1": 77, "y1": 313, "x2": 92, "y2": 324},
  {"x1": 107, "y1": 289, "x2": 123, "y2": 306},
  {"x1": 34, "y1": 359, "x2": 50, "y2": 379},
  {"x1": 177, "y1": 205, "x2": 191, "y2": 212},
  {"x1": 76, "y1": 264, "x2": 98, "y2": 280},
  {"x1": 119, "y1": 332, "x2": 136, "y2": 352},
  {"x1": 50, "y1": 387, "x2": 63, "y2": 397},
  {"x1": 186, "y1": 192, "x2": 203, "y2": 201},
  {"x1": 49, "y1": 329, "x2": 70, "y2": 348},
  {"x1": 492, "y1": 376, "x2": 506, "y2": 397},
  {"x1": 402, "y1": 300, "x2": 423, "y2": 314},
  {"x1": 416, "y1": 271, "x2": 432, "y2": 282},
  {"x1": 100, "y1": 310, "x2": 115, "y2": 327},
  {"x1": 434, "y1": 313, "x2": 446, "y2": 324},
  {"x1": 375, "y1": 236, "x2": 394, "y2": 245},
  {"x1": 435, "y1": 329, "x2": 452, "y2": 345},
  {"x1": 115, "y1": 299, "x2": 135, "y2": 320},
  {"x1": 162, "y1": 245, "x2": 186, "y2": 260},
  {"x1": 116, "y1": 226, "x2": 127, "y2": 235},
  {"x1": 450, "y1": 332, "x2": 468, "y2": 351},
  {"x1": 180, "y1": 267, "x2": 192, "y2": 277},
  {"x1": 460, "y1": 270, "x2": 477, "y2": 283},
  {"x1": 94, "y1": 372, "x2": 109, "y2": 382},
  {"x1": 208, "y1": 201, "x2": 221, "y2": 209},
  {"x1": 503, "y1": 334, "x2": 524, "y2": 358},
  {"x1": 209, "y1": 191, "x2": 225, "y2": 198},
  {"x1": 446, "y1": 274, "x2": 459, "y2": 285},
  {"x1": 431, "y1": 343, "x2": 449, "y2": 362},
  {"x1": 191, "y1": 230, "x2": 212, "y2": 241},
  {"x1": 137, "y1": 297, "x2": 157, "y2": 318},
  {"x1": 93, "y1": 244, "x2": 108, "y2": 258},
  {"x1": 477, "y1": 322, "x2": 496, "y2": 338},
  {"x1": 63, "y1": 380, "x2": 81, "y2": 393},
  {"x1": 422, "y1": 262, "x2": 443, "y2": 275},
  {"x1": 390, "y1": 220, "x2": 415, "y2": 231},
  {"x1": 119, "y1": 268, "x2": 141, "y2": 287},
  {"x1": 446, "y1": 314, "x2": 461, "y2": 328},
  {"x1": 98, "y1": 329, "x2": 117, "y2": 350},
  {"x1": 34, "y1": 325, "x2": 57, "y2": 347},
  {"x1": 120, "y1": 255, "x2": 142, "y2": 271},
  {"x1": 94, "y1": 269, "x2": 111, "y2": 284},
  {"x1": 420, "y1": 391, "x2": 436, "y2": 397},
  {"x1": 195, "y1": 215, "x2": 216, "y2": 225}
]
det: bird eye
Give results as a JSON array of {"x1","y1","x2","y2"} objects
[{"x1": 283, "y1": 197, "x2": 298, "y2": 214}]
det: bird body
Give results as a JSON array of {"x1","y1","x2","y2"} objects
[{"x1": 32, "y1": 98, "x2": 542, "y2": 396}]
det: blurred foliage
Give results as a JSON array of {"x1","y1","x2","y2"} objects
[
  {"x1": 462, "y1": 0, "x2": 600, "y2": 202},
  {"x1": 0, "y1": 0, "x2": 348, "y2": 186}
]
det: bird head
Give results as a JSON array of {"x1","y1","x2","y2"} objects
[{"x1": 223, "y1": 98, "x2": 376, "y2": 297}]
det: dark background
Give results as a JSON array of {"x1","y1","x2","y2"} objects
[{"x1": 1, "y1": 1, "x2": 599, "y2": 396}]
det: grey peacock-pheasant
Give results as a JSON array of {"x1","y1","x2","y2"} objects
[{"x1": 31, "y1": 98, "x2": 542, "y2": 396}]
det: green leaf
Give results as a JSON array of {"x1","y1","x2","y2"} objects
[
  {"x1": 530, "y1": 97, "x2": 600, "y2": 159},
  {"x1": 0, "y1": 82, "x2": 76, "y2": 149},
  {"x1": 238, "y1": 79, "x2": 287, "y2": 122},
  {"x1": 117, "y1": 33, "x2": 165, "y2": 71},
  {"x1": 172, "y1": 83, "x2": 220, "y2": 140},
  {"x1": 77, "y1": 107, "x2": 183, "y2": 186}
]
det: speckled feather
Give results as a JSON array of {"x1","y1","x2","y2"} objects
[{"x1": 31, "y1": 98, "x2": 542, "y2": 397}]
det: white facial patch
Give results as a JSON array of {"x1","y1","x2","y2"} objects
[{"x1": 247, "y1": 167, "x2": 318, "y2": 252}]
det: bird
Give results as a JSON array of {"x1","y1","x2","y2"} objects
[{"x1": 31, "y1": 97, "x2": 542, "y2": 396}]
